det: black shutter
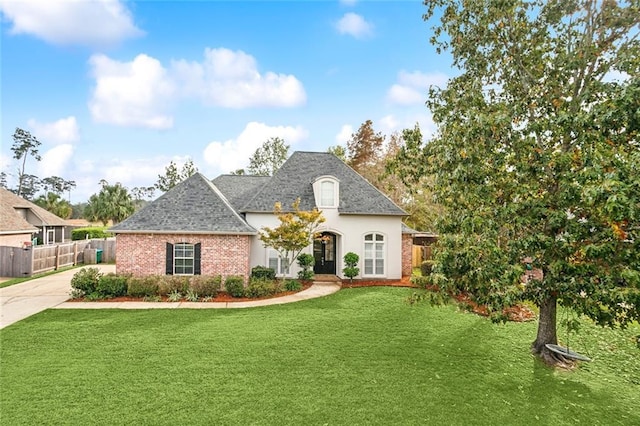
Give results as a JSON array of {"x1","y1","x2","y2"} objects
[
  {"x1": 166, "y1": 243, "x2": 173, "y2": 275},
  {"x1": 194, "y1": 243, "x2": 201, "y2": 275}
]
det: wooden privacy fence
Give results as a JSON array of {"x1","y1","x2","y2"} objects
[
  {"x1": 0, "y1": 239, "x2": 116, "y2": 277},
  {"x1": 412, "y1": 245, "x2": 433, "y2": 268}
]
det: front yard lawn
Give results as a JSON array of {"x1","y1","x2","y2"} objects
[{"x1": 1, "y1": 287, "x2": 638, "y2": 425}]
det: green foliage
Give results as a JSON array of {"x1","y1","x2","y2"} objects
[
  {"x1": 247, "y1": 137, "x2": 290, "y2": 176},
  {"x1": 33, "y1": 192, "x2": 72, "y2": 219},
  {"x1": 189, "y1": 275, "x2": 222, "y2": 297},
  {"x1": 185, "y1": 289, "x2": 199, "y2": 302},
  {"x1": 127, "y1": 276, "x2": 159, "y2": 298},
  {"x1": 246, "y1": 277, "x2": 283, "y2": 298},
  {"x1": 71, "y1": 227, "x2": 112, "y2": 240},
  {"x1": 327, "y1": 145, "x2": 347, "y2": 162},
  {"x1": 297, "y1": 253, "x2": 315, "y2": 280},
  {"x1": 260, "y1": 199, "x2": 326, "y2": 277},
  {"x1": 84, "y1": 181, "x2": 135, "y2": 225},
  {"x1": 284, "y1": 279, "x2": 302, "y2": 291},
  {"x1": 70, "y1": 267, "x2": 102, "y2": 295},
  {"x1": 251, "y1": 265, "x2": 276, "y2": 280},
  {"x1": 155, "y1": 159, "x2": 198, "y2": 192},
  {"x1": 224, "y1": 276, "x2": 245, "y2": 297},
  {"x1": 96, "y1": 273, "x2": 128, "y2": 297},
  {"x1": 167, "y1": 290, "x2": 182, "y2": 302},
  {"x1": 416, "y1": 0, "x2": 640, "y2": 361},
  {"x1": 343, "y1": 252, "x2": 360, "y2": 282},
  {"x1": 157, "y1": 275, "x2": 190, "y2": 296},
  {"x1": 420, "y1": 260, "x2": 434, "y2": 277},
  {"x1": 11, "y1": 127, "x2": 41, "y2": 198}
]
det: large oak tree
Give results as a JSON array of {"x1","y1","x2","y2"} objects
[{"x1": 417, "y1": 0, "x2": 639, "y2": 365}]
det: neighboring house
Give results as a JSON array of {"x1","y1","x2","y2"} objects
[
  {"x1": 110, "y1": 151, "x2": 412, "y2": 280},
  {"x1": 0, "y1": 188, "x2": 68, "y2": 246}
]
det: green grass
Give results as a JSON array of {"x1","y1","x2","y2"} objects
[
  {"x1": 0, "y1": 265, "x2": 82, "y2": 289},
  {"x1": 1, "y1": 287, "x2": 638, "y2": 425}
]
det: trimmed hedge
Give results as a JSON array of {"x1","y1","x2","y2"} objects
[
  {"x1": 189, "y1": 275, "x2": 222, "y2": 297},
  {"x1": 251, "y1": 266, "x2": 276, "y2": 280},
  {"x1": 71, "y1": 227, "x2": 113, "y2": 241},
  {"x1": 127, "y1": 276, "x2": 159, "y2": 297},
  {"x1": 225, "y1": 276, "x2": 245, "y2": 298},
  {"x1": 96, "y1": 273, "x2": 128, "y2": 297}
]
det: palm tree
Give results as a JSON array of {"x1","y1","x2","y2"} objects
[{"x1": 84, "y1": 181, "x2": 134, "y2": 225}]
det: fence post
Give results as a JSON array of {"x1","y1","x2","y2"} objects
[{"x1": 55, "y1": 244, "x2": 60, "y2": 270}]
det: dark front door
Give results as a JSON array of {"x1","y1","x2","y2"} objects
[{"x1": 313, "y1": 232, "x2": 336, "y2": 274}]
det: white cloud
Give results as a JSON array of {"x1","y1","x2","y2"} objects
[
  {"x1": 335, "y1": 124, "x2": 353, "y2": 144},
  {"x1": 88, "y1": 49, "x2": 306, "y2": 129},
  {"x1": 378, "y1": 113, "x2": 437, "y2": 139},
  {"x1": 88, "y1": 53, "x2": 175, "y2": 129},
  {"x1": 172, "y1": 48, "x2": 306, "y2": 108},
  {"x1": 203, "y1": 122, "x2": 308, "y2": 173},
  {"x1": 38, "y1": 144, "x2": 74, "y2": 178},
  {"x1": 0, "y1": 0, "x2": 143, "y2": 47},
  {"x1": 336, "y1": 13, "x2": 373, "y2": 39},
  {"x1": 387, "y1": 70, "x2": 449, "y2": 106},
  {"x1": 27, "y1": 116, "x2": 80, "y2": 144}
]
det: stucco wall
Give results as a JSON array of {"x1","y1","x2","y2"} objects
[
  {"x1": 246, "y1": 209, "x2": 404, "y2": 279},
  {"x1": 116, "y1": 233, "x2": 251, "y2": 280}
]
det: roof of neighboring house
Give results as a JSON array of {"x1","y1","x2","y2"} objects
[
  {"x1": 0, "y1": 188, "x2": 66, "y2": 234},
  {"x1": 402, "y1": 223, "x2": 419, "y2": 234},
  {"x1": 211, "y1": 175, "x2": 271, "y2": 212},
  {"x1": 239, "y1": 151, "x2": 407, "y2": 216},
  {"x1": 109, "y1": 173, "x2": 257, "y2": 235}
]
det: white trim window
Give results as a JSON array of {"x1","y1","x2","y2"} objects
[
  {"x1": 364, "y1": 233, "x2": 385, "y2": 276},
  {"x1": 268, "y1": 249, "x2": 290, "y2": 276},
  {"x1": 320, "y1": 180, "x2": 336, "y2": 207},
  {"x1": 174, "y1": 243, "x2": 195, "y2": 275}
]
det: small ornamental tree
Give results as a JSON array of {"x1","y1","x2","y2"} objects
[
  {"x1": 260, "y1": 199, "x2": 325, "y2": 278},
  {"x1": 343, "y1": 252, "x2": 360, "y2": 283},
  {"x1": 297, "y1": 253, "x2": 315, "y2": 280}
]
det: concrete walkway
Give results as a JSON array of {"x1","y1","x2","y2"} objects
[
  {"x1": 1, "y1": 265, "x2": 341, "y2": 329},
  {"x1": 0, "y1": 264, "x2": 116, "y2": 329}
]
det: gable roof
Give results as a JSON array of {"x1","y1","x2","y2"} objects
[
  {"x1": 109, "y1": 173, "x2": 256, "y2": 235},
  {"x1": 239, "y1": 151, "x2": 406, "y2": 216},
  {"x1": 211, "y1": 175, "x2": 270, "y2": 212},
  {"x1": 0, "y1": 188, "x2": 66, "y2": 234}
]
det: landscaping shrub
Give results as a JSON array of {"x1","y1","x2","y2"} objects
[
  {"x1": 127, "y1": 276, "x2": 160, "y2": 297},
  {"x1": 251, "y1": 266, "x2": 276, "y2": 280},
  {"x1": 224, "y1": 276, "x2": 245, "y2": 297},
  {"x1": 70, "y1": 267, "x2": 103, "y2": 295},
  {"x1": 157, "y1": 275, "x2": 190, "y2": 296},
  {"x1": 96, "y1": 273, "x2": 128, "y2": 297},
  {"x1": 421, "y1": 260, "x2": 434, "y2": 276},
  {"x1": 284, "y1": 279, "x2": 302, "y2": 291},
  {"x1": 246, "y1": 277, "x2": 283, "y2": 298},
  {"x1": 189, "y1": 275, "x2": 222, "y2": 297},
  {"x1": 71, "y1": 227, "x2": 112, "y2": 241},
  {"x1": 343, "y1": 252, "x2": 360, "y2": 283},
  {"x1": 297, "y1": 254, "x2": 315, "y2": 280},
  {"x1": 411, "y1": 276, "x2": 431, "y2": 289}
]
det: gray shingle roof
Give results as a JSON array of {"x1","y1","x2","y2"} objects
[
  {"x1": 0, "y1": 188, "x2": 65, "y2": 233},
  {"x1": 211, "y1": 175, "x2": 270, "y2": 212},
  {"x1": 109, "y1": 173, "x2": 256, "y2": 234},
  {"x1": 240, "y1": 151, "x2": 407, "y2": 215}
]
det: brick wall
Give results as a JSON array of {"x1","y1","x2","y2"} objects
[
  {"x1": 401, "y1": 233, "x2": 413, "y2": 277},
  {"x1": 115, "y1": 233, "x2": 251, "y2": 281}
]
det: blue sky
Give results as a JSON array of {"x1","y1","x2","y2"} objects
[{"x1": 1, "y1": 0, "x2": 450, "y2": 203}]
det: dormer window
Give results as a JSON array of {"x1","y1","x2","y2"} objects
[
  {"x1": 320, "y1": 181, "x2": 335, "y2": 207},
  {"x1": 314, "y1": 176, "x2": 339, "y2": 208}
]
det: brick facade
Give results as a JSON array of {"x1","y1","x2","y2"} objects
[
  {"x1": 116, "y1": 233, "x2": 251, "y2": 281},
  {"x1": 401, "y1": 233, "x2": 413, "y2": 277}
]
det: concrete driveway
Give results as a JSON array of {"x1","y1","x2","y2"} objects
[{"x1": 0, "y1": 264, "x2": 115, "y2": 329}]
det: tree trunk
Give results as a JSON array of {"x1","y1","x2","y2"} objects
[{"x1": 531, "y1": 294, "x2": 560, "y2": 365}]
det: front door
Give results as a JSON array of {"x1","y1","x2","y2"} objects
[{"x1": 313, "y1": 232, "x2": 336, "y2": 274}]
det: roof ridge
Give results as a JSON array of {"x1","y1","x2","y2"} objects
[{"x1": 203, "y1": 178, "x2": 257, "y2": 232}]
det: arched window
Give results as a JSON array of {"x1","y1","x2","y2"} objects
[
  {"x1": 320, "y1": 180, "x2": 335, "y2": 207},
  {"x1": 364, "y1": 233, "x2": 385, "y2": 276}
]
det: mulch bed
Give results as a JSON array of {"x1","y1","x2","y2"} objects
[{"x1": 69, "y1": 277, "x2": 536, "y2": 322}]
